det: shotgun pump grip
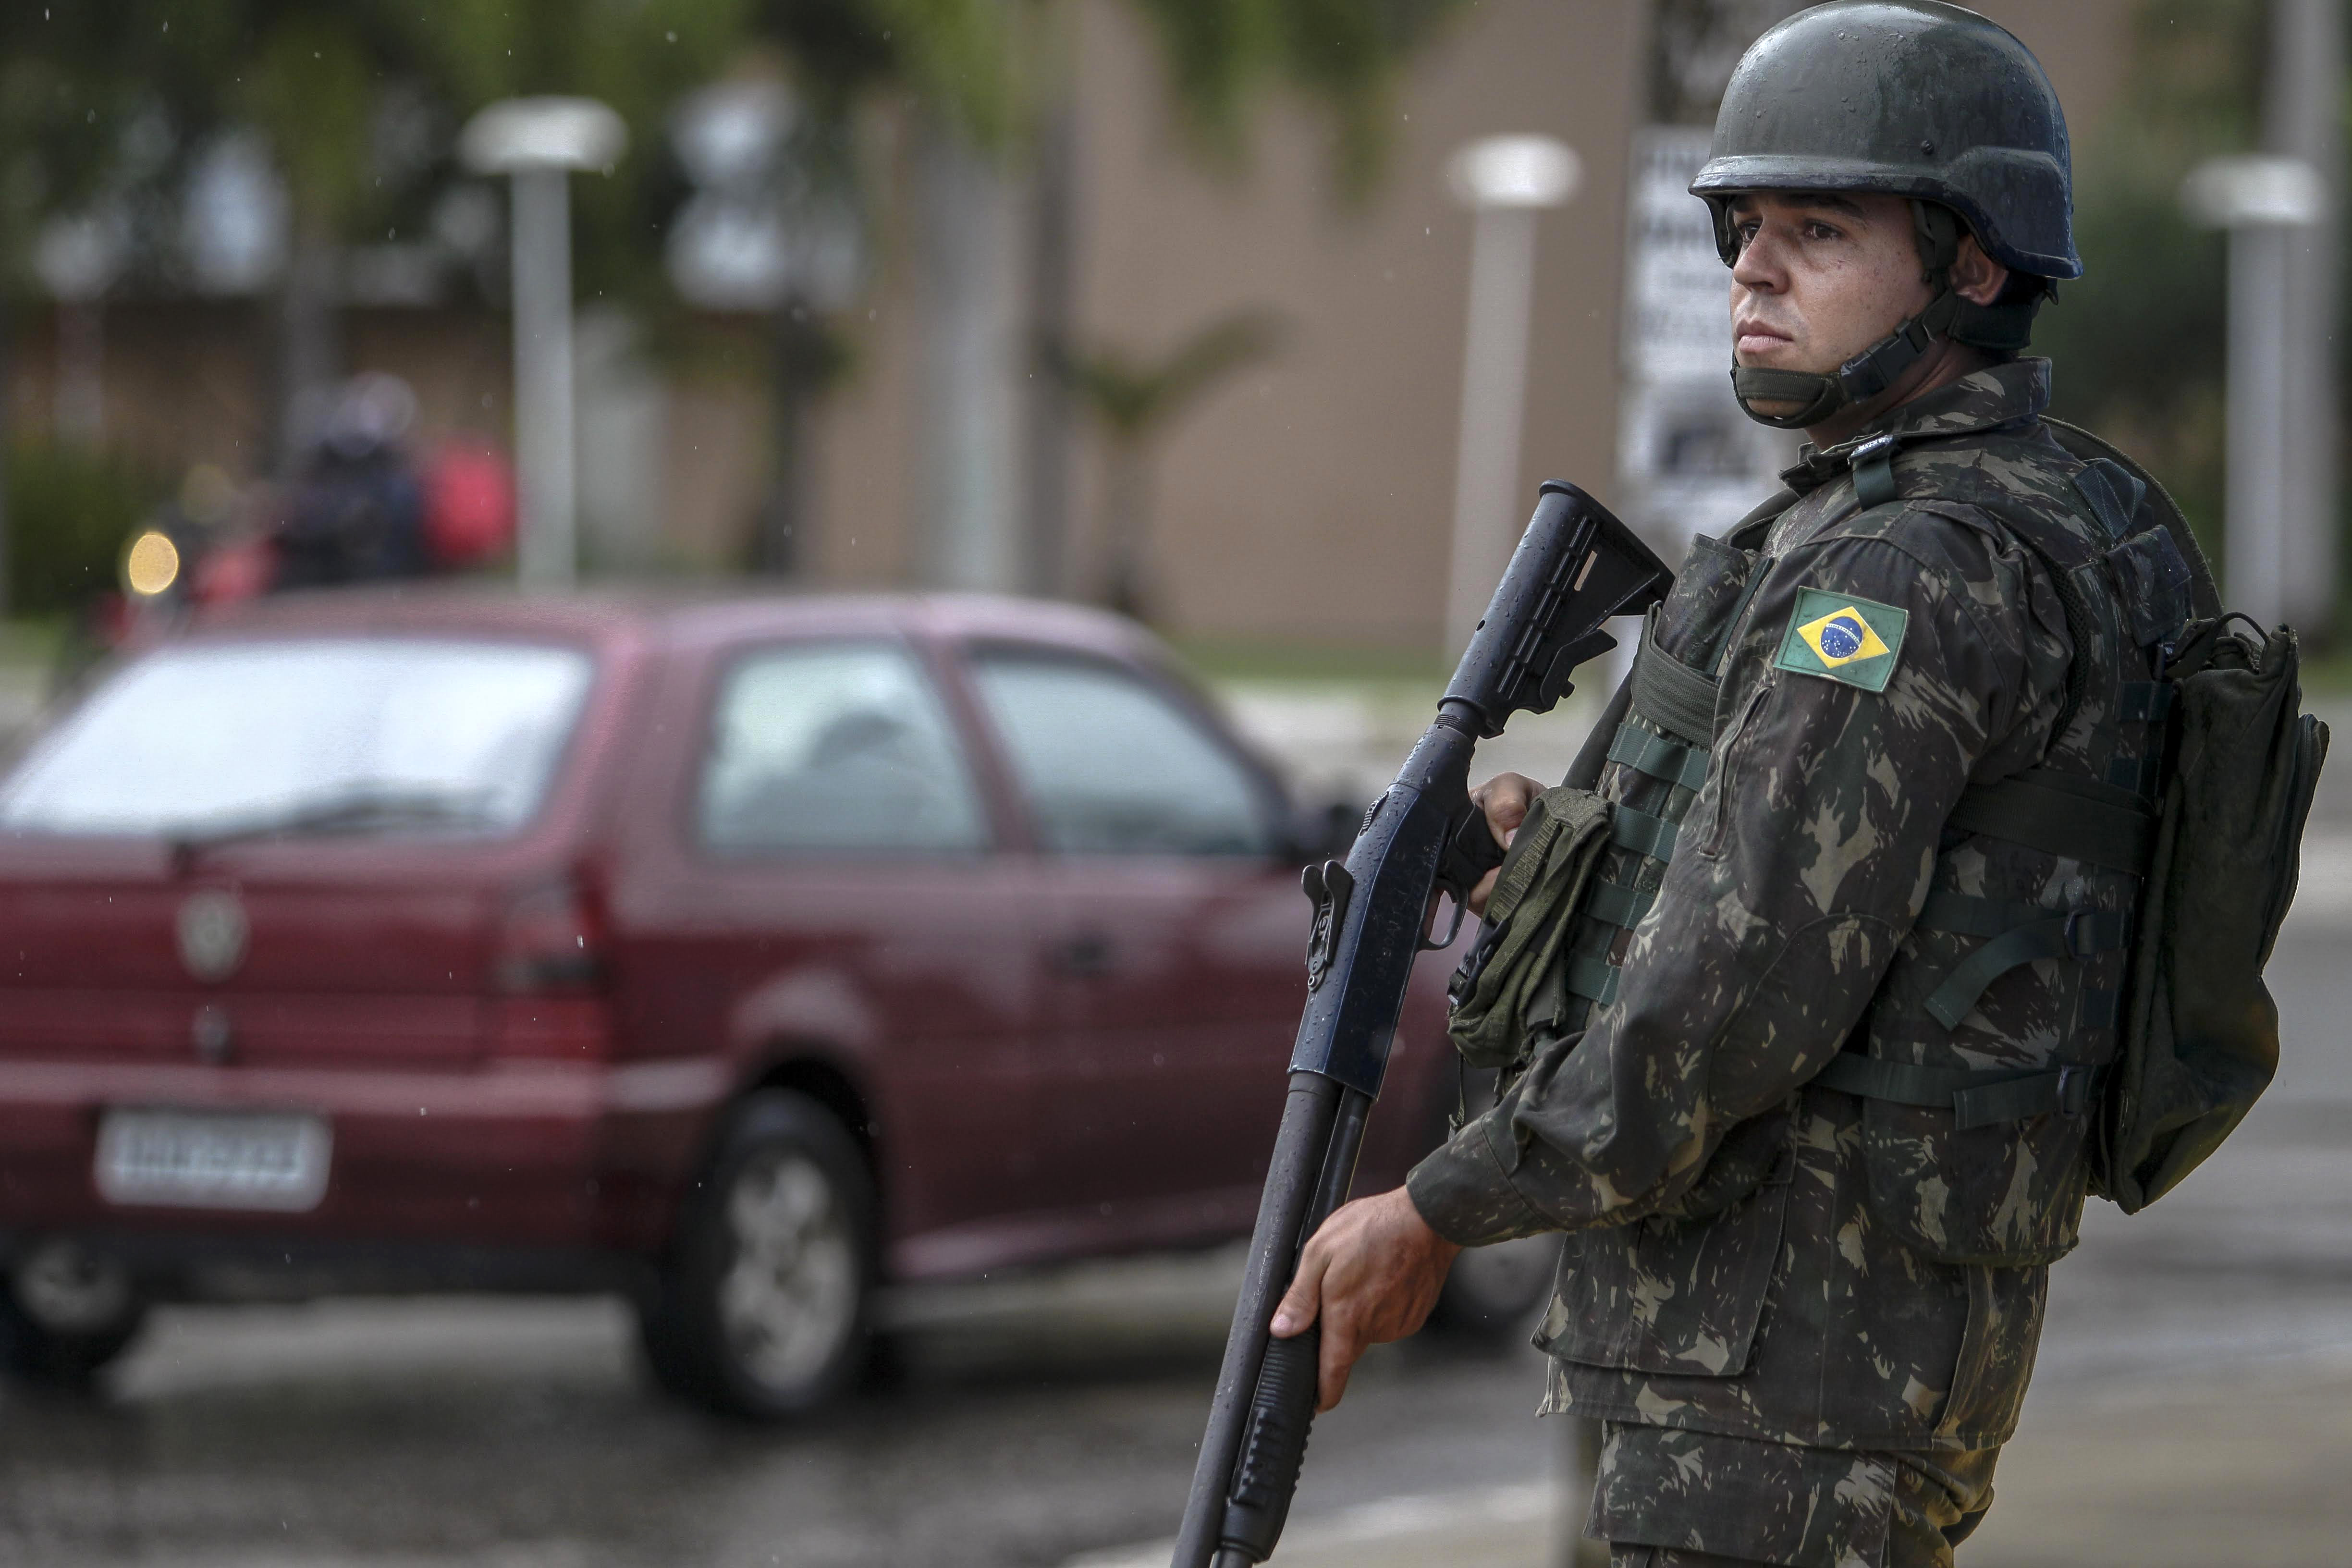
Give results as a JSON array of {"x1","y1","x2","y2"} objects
[{"x1": 1217, "y1": 1326, "x2": 1321, "y2": 1563}]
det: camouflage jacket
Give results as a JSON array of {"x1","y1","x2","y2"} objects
[{"x1": 1407, "y1": 359, "x2": 2169, "y2": 1454}]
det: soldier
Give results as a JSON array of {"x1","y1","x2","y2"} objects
[{"x1": 1265, "y1": 4, "x2": 2205, "y2": 1564}]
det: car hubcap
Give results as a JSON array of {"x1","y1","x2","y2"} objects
[
  {"x1": 718, "y1": 1151, "x2": 857, "y2": 1390},
  {"x1": 13, "y1": 1240, "x2": 133, "y2": 1334}
]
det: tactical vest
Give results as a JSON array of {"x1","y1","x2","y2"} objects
[{"x1": 1462, "y1": 419, "x2": 2195, "y2": 1268}]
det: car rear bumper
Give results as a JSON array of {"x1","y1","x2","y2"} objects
[
  {"x1": 0, "y1": 1228, "x2": 657, "y2": 1304},
  {"x1": 0, "y1": 1057, "x2": 733, "y2": 1256}
]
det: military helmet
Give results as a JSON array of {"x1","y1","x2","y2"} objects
[
  {"x1": 1692, "y1": 1, "x2": 2079, "y2": 279},
  {"x1": 1690, "y1": 2, "x2": 2078, "y2": 429}
]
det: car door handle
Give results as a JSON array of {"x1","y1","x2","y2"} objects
[{"x1": 1052, "y1": 932, "x2": 1115, "y2": 977}]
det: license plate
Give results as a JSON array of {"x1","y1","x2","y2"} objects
[{"x1": 96, "y1": 1109, "x2": 332, "y2": 1213}]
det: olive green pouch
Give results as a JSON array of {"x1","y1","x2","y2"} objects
[
  {"x1": 1445, "y1": 785, "x2": 1615, "y2": 1074},
  {"x1": 2097, "y1": 616, "x2": 2329, "y2": 1211}
]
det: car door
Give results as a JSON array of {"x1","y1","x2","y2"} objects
[
  {"x1": 612, "y1": 635, "x2": 1051, "y2": 1254},
  {"x1": 960, "y1": 644, "x2": 1307, "y2": 1244}
]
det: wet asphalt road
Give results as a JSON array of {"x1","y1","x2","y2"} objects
[
  {"x1": 0, "y1": 1256, "x2": 1562, "y2": 1568},
  {"x1": 3, "y1": 910, "x2": 2351, "y2": 1567}
]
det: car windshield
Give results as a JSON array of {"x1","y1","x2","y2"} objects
[{"x1": 0, "y1": 637, "x2": 595, "y2": 840}]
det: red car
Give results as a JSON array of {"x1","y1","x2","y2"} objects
[{"x1": 0, "y1": 589, "x2": 1534, "y2": 1415}]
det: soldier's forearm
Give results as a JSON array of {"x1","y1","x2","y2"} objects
[{"x1": 1405, "y1": 1115, "x2": 1556, "y2": 1246}]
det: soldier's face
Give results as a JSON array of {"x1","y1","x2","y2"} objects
[{"x1": 1725, "y1": 191, "x2": 1932, "y2": 391}]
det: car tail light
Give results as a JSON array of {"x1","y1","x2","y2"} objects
[{"x1": 496, "y1": 877, "x2": 605, "y2": 994}]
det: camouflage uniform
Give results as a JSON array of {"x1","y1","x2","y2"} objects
[{"x1": 1408, "y1": 358, "x2": 2173, "y2": 1566}]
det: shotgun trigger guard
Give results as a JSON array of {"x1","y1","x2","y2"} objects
[
  {"x1": 1421, "y1": 806, "x2": 1501, "y2": 953},
  {"x1": 1421, "y1": 894, "x2": 1470, "y2": 952}
]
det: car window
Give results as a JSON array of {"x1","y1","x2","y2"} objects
[
  {"x1": 968, "y1": 651, "x2": 1274, "y2": 857},
  {"x1": 0, "y1": 637, "x2": 593, "y2": 838},
  {"x1": 698, "y1": 641, "x2": 986, "y2": 855}
]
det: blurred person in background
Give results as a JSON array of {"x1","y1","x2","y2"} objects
[
  {"x1": 1263, "y1": 5, "x2": 2216, "y2": 1566},
  {"x1": 273, "y1": 372, "x2": 429, "y2": 589}
]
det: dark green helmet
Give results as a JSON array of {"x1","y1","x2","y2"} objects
[{"x1": 1690, "y1": 1, "x2": 2078, "y2": 428}]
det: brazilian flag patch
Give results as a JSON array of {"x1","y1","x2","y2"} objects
[{"x1": 1772, "y1": 588, "x2": 1909, "y2": 692}]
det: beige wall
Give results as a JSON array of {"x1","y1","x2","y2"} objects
[{"x1": 1073, "y1": 0, "x2": 1647, "y2": 648}]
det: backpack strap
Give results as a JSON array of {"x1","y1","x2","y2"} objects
[
  {"x1": 1813, "y1": 1053, "x2": 2108, "y2": 1132},
  {"x1": 1912, "y1": 889, "x2": 2132, "y2": 1029},
  {"x1": 1945, "y1": 768, "x2": 2159, "y2": 872},
  {"x1": 2041, "y1": 416, "x2": 2222, "y2": 619}
]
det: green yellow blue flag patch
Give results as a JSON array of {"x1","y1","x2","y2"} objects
[{"x1": 1772, "y1": 588, "x2": 1909, "y2": 692}]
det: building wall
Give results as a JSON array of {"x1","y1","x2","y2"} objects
[{"x1": 1070, "y1": 0, "x2": 1647, "y2": 649}]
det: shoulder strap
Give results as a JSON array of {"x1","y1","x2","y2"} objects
[{"x1": 2041, "y1": 416, "x2": 2223, "y2": 618}]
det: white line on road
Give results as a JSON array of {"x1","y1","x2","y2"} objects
[{"x1": 1060, "y1": 1481, "x2": 1555, "y2": 1568}]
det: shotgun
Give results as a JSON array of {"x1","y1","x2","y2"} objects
[{"x1": 1169, "y1": 480, "x2": 1672, "y2": 1568}]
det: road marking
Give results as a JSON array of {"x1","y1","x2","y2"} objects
[{"x1": 1059, "y1": 1481, "x2": 1554, "y2": 1568}]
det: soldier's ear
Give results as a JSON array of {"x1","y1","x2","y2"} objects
[{"x1": 1950, "y1": 234, "x2": 2009, "y2": 307}]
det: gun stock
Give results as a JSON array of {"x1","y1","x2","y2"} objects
[{"x1": 1168, "y1": 482, "x2": 1670, "y2": 1568}]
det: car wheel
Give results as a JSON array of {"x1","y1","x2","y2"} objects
[
  {"x1": 0, "y1": 1239, "x2": 147, "y2": 1384},
  {"x1": 641, "y1": 1090, "x2": 877, "y2": 1419},
  {"x1": 1428, "y1": 1233, "x2": 1558, "y2": 1340}
]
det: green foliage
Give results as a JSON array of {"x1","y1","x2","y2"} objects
[
  {"x1": 3, "y1": 443, "x2": 163, "y2": 617},
  {"x1": 2035, "y1": 0, "x2": 2266, "y2": 564},
  {"x1": 0, "y1": 1, "x2": 751, "y2": 304},
  {"x1": 1121, "y1": 0, "x2": 1470, "y2": 199},
  {"x1": 0, "y1": 0, "x2": 1471, "y2": 311},
  {"x1": 739, "y1": 0, "x2": 1473, "y2": 194}
]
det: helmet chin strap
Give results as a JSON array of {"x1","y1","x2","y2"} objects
[{"x1": 1732, "y1": 290, "x2": 1961, "y2": 429}]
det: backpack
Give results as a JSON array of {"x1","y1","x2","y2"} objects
[{"x1": 2046, "y1": 429, "x2": 2332, "y2": 1209}]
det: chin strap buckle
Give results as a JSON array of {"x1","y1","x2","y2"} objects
[{"x1": 1850, "y1": 433, "x2": 1901, "y2": 508}]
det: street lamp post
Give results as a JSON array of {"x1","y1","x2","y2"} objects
[
  {"x1": 2184, "y1": 154, "x2": 2328, "y2": 629},
  {"x1": 460, "y1": 97, "x2": 628, "y2": 590},
  {"x1": 1444, "y1": 135, "x2": 1580, "y2": 658}
]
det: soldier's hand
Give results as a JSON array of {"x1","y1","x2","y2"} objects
[
  {"x1": 1466, "y1": 772, "x2": 1544, "y2": 917},
  {"x1": 1269, "y1": 1186, "x2": 1462, "y2": 1411}
]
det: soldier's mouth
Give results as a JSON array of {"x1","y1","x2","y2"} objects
[{"x1": 1734, "y1": 319, "x2": 1797, "y2": 360}]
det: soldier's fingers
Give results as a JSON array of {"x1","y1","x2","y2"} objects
[
  {"x1": 1465, "y1": 864, "x2": 1502, "y2": 919},
  {"x1": 1472, "y1": 772, "x2": 1541, "y2": 846},
  {"x1": 1314, "y1": 1311, "x2": 1363, "y2": 1412},
  {"x1": 1269, "y1": 1249, "x2": 1328, "y2": 1338}
]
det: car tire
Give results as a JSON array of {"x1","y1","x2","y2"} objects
[
  {"x1": 0, "y1": 1239, "x2": 147, "y2": 1384},
  {"x1": 640, "y1": 1090, "x2": 877, "y2": 1420},
  {"x1": 1427, "y1": 1232, "x2": 1559, "y2": 1340}
]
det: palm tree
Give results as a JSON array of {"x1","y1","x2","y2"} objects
[{"x1": 1043, "y1": 309, "x2": 1283, "y2": 618}]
